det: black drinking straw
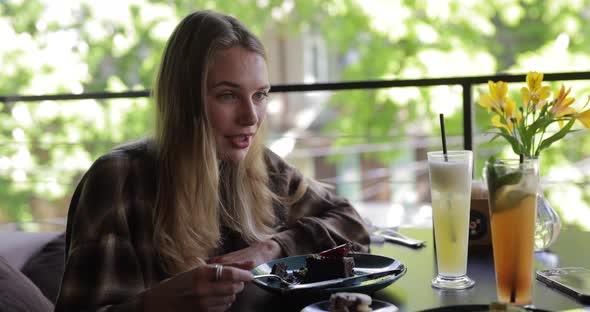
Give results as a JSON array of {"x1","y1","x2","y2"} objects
[
  {"x1": 438, "y1": 114, "x2": 456, "y2": 242},
  {"x1": 439, "y1": 114, "x2": 448, "y2": 162}
]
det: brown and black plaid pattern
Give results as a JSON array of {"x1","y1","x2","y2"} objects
[{"x1": 55, "y1": 140, "x2": 370, "y2": 311}]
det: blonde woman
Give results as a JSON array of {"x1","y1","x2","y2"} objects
[{"x1": 55, "y1": 10, "x2": 369, "y2": 312}]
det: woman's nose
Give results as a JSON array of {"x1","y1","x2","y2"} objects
[{"x1": 238, "y1": 100, "x2": 258, "y2": 126}]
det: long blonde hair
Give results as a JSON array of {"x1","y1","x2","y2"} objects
[{"x1": 152, "y1": 11, "x2": 276, "y2": 274}]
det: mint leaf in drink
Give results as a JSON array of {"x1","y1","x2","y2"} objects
[
  {"x1": 495, "y1": 172, "x2": 523, "y2": 189},
  {"x1": 485, "y1": 156, "x2": 499, "y2": 194},
  {"x1": 485, "y1": 157, "x2": 522, "y2": 195},
  {"x1": 485, "y1": 164, "x2": 497, "y2": 194}
]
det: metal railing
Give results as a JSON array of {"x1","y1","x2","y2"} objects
[{"x1": 2, "y1": 71, "x2": 590, "y2": 151}]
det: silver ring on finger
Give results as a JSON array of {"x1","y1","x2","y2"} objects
[{"x1": 215, "y1": 264, "x2": 223, "y2": 282}]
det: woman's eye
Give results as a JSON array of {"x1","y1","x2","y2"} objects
[
  {"x1": 218, "y1": 93, "x2": 236, "y2": 101},
  {"x1": 253, "y1": 92, "x2": 269, "y2": 102}
]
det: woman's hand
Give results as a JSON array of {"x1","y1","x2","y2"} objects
[
  {"x1": 144, "y1": 263, "x2": 253, "y2": 312},
  {"x1": 210, "y1": 239, "x2": 284, "y2": 268}
]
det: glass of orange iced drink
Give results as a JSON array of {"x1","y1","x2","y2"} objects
[{"x1": 484, "y1": 158, "x2": 538, "y2": 304}]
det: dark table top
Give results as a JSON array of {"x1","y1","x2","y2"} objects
[{"x1": 232, "y1": 226, "x2": 590, "y2": 312}]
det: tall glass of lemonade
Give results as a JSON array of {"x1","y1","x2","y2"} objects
[
  {"x1": 428, "y1": 150, "x2": 475, "y2": 289},
  {"x1": 484, "y1": 158, "x2": 538, "y2": 304}
]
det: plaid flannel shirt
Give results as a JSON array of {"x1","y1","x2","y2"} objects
[{"x1": 54, "y1": 140, "x2": 370, "y2": 311}]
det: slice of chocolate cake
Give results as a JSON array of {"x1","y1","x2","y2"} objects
[
  {"x1": 304, "y1": 253, "x2": 355, "y2": 283},
  {"x1": 270, "y1": 262, "x2": 289, "y2": 280}
]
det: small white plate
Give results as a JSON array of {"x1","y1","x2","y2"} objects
[{"x1": 301, "y1": 299, "x2": 399, "y2": 312}]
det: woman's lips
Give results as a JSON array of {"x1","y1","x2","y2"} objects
[{"x1": 227, "y1": 134, "x2": 252, "y2": 149}]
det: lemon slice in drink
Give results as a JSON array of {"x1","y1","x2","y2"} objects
[{"x1": 492, "y1": 186, "x2": 535, "y2": 213}]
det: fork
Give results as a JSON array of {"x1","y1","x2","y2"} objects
[{"x1": 253, "y1": 274, "x2": 299, "y2": 286}]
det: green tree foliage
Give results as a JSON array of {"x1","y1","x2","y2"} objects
[{"x1": 1, "y1": 0, "x2": 589, "y2": 225}]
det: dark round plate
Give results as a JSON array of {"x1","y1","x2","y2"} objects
[
  {"x1": 301, "y1": 299, "x2": 398, "y2": 312},
  {"x1": 419, "y1": 304, "x2": 552, "y2": 312},
  {"x1": 251, "y1": 253, "x2": 406, "y2": 295}
]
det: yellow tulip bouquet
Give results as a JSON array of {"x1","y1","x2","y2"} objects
[{"x1": 479, "y1": 71, "x2": 590, "y2": 157}]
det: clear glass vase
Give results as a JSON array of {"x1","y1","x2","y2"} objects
[
  {"x1": 531, "y1": 155, "x2": 561, "y2": 251},
  {"x1": 534, "y1": 189, "x2": 561, "y2": 251}
]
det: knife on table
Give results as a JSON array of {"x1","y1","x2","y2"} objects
[{"x1": 373, "y1": 229, "x2": 426, "y2": 248}]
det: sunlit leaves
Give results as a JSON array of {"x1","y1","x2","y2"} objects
[{"x1": 0, "y1": 0, "x2": 589, "y2": 225}]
